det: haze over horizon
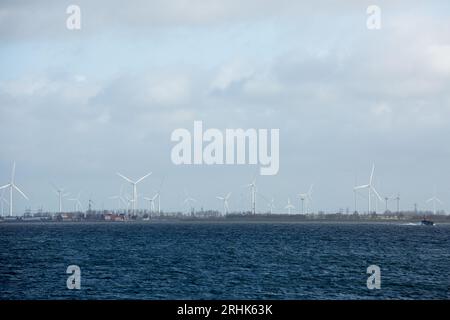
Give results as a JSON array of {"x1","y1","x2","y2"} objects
[{"x1": 1, "y1": 1, "x2": 450, "y2": 214}]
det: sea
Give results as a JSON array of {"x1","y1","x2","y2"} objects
[{"x1": 0, "y1": 222, "x2": 449, "y2": 299}]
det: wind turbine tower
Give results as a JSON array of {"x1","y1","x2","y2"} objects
[
  {"x1": 268, "y1": 197, "x2": 275, "y2": 214},
  {"x1": 244, "y1": 179, "x2": 257, "y2": 215},
  {"x1": 52, "y1": 184, "x2": 69, "y2": 214},
  {"x1": 394, "y1": 194, "x2": 400, "y2": 214}
]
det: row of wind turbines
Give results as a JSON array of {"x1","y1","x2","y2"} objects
[
  {"x1": 178, "y1": 178, "x2": 314, "y2": 216},
  {"x1": 353, "y1": 164, "x2": 443, "y2": 215},
  {"x1": 0, "y1": 162, "x2": 315, "y2": 217},
  {"x1": 0, "y1": 162, "x2": 446, "y2": 217}
]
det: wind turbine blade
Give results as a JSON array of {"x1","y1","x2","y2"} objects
[
  {"x1": 226, "y1": 192, "x2": 232, "y2": 200},
  {"x1": 216, "y1": 196, "x2": 224, "y2": 200},
  {"x1": 0, "y1": 184, "x2": 10, "y2": 190},
  {"x1": 50, "y1": 182, "x2": 60, "y2": 191},
  {"x1": 426, "y1": 198, "x2": 433, "y2": 203},
  {"x1": 13, "y1": 185, "x2": 29, "y2": 200},
  {"x1": 11, "y1": 161, "x2": 16, "y2": 183},
  {"x1": 369, "y1": 164, "x2": 375, "y2": 184},
  {"x1": 371, "y1": 187, "x2": 383, "y2": 202},
  {"x1": 136, "y1": 172, "x2": 152, "y2": 184},
  {"x1": 116, "y1": 173, "x2": 134, "y2": 183},
  {"x1": 436, "y1": 198, "x2": 444, "y2": 204},
  {"x1": 354, "y1": 184, "x2": 369, "y2": 190}
]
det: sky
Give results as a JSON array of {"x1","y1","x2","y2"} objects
[{"x1": 1, "y1": 0, "x2": 450, "y2": 214}]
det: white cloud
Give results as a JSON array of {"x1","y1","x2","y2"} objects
[
  {"x1": 0, "y1": 75, "x2": 100, "y2": 104},
  {"x1": 210, "y1": 61, "x2": 254, "y2": 91},
  {"x1": 145, "y1": 75, "x2": 191, "y2": 106}
]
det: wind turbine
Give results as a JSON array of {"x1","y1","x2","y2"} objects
[
  {"x1": 109, "y1": 194, "x2": 126, "y2": 211},
  {"x1": 183, "y1": 197, "x2": 197, "y2": 215},
  {"x1": 243, "y1": 178, "x2": 257, "y2": 214},
  {"x1": 51, "y1": 184, "x2": 69, "y2": 214},
  {"x1": 298, "y1": 184, "x2": 313, "y2": 214},
  {"x1": 216, "y1": 192, "x2": 231, "y2": 216},
  {"x1": 144, "y1": 193, "x2": 158, "y2": 213},
  {"x1": 68, "y1": 192, "x2": 84, "y2": 212},
  {"x1": 285, "y1": 197, "x2": 295, "y2": 214},
  {"x1": 267, "y1": 197, "x2": 275, "y2": 214},
  {"x1": 382, "y1": 194, "x2": 394, "y2": 213},
  {"x1": 147, "y1": 176, "x2": 165, "y2": 216},
  {"x1": 427, "y1": 189, "x2": 443, "y2": 215},
  {"x1": 183, "y1": 190, "x2": 197, "y2": 215},
  {"x1": 109, "y1": 185, "x2": 126, "y2": 212},
  {"x1": 124, "y1": 193, "x2": 134, "y2": 212},
  {"x1": 116, "y1": 171, "x2": 152, "y2": 214},
  {"x1": 353, "y1": 164, "x2": 383, "y2": 214},
  {"x1": 393, "y1": 194, "x2": 400, "y2": 213},
  {"x1": 0, "y1": 162, "x2": 29, "y2": 216}
]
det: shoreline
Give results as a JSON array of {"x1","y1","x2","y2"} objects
[{"x1": 1, "y1": 216, "x2": 449, "y2": 225}]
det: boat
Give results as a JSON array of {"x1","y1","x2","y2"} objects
[{"x1": 421, "y1": 219, "x2": 434, "y2": 226}]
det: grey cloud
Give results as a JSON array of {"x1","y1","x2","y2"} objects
[{"x1": 0, "y1": 0, "x2": 410, "y2": 41}]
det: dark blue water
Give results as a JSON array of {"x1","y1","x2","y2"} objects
[{"x1": 0, "y1": 222, "x2": 449, "y2": 299}]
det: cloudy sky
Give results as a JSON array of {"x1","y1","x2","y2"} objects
[{"x1": 1, "y1": 0, "x2": 450, "y2": 214}]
